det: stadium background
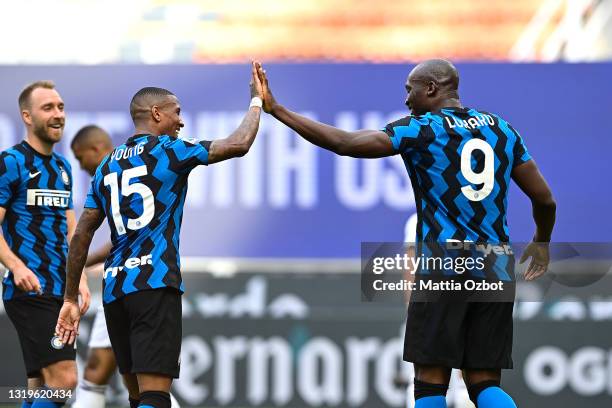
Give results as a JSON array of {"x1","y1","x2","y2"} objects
[{"x1": 1, "y1": 0, "x2": 611, "y2": 407}]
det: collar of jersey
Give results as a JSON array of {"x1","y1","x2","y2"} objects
[
  {"x1": 22, "y1": 140, "x2": 53, "y2": 159},
  {"x1": 439, "y1": 106, "x2": 470, "y2": 112},
  {"x1": 127, "y1": 133, "x2": 151, "y2": 143}
]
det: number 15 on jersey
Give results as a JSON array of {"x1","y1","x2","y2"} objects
[{"x1": 103, "y1": 165, "x2": 154, "y2": 235}]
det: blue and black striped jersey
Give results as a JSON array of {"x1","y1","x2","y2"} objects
[
  {"x1": 0, "y1": 141, "x2": 73, "y2": 300},
  {"x1": 384, "y1": 107, "x2": 531, "y2": 244},
  {"x1": 85, "y1": 134, "x2": 210, "y2": 304}
]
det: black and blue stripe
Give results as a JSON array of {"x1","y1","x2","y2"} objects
[
  {"x1": 85, "y1": 134, "x2": 209, "y2": 304},
  {"x1": 0, "y1": 141, "x2": 73, "y2": 300}
]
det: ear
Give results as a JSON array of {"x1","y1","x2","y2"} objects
[
  {"x1": 152, "y1": 105, "x2": 162, "y2": 123},
  {"x1": 426, "y1": 81, "x2": 438, "y2": 97},
  {"x1": 21, "y1": 110, "x2": 32, "y2": 126}
]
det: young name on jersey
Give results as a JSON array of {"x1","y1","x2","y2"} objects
[
  {"x1": 110, "y1": 142, "x2": 144, "y2": 161},
  {"x1": 109, "y1": 142, "x2": 145, "y2": 162}
]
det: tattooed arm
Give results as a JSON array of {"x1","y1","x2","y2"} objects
[
  {"x1": 67, "y1": 209, "x2": 92, "y2": 314},
  {"x1": 64, "y1": 208, "x2": 104, "y2": 301},
  {"x1": 206, "y1": 62, "x2": 263, "y2": 164},
  {"x1": 56, "y1": 208, "x2": 104, "y2": 345},
  {"x1": 85, "y1": 242, "x2": 112, "y2": 267}
]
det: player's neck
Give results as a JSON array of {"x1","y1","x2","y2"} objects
[
  {"x1": 25, "y1": 134, "x2": 54, "y2": 156},
  {"x1": 134, "y1": 125, "x2": 160, "y2": 137},
  {"x1": 434, "y1": 97, "x2": 462, "y2": 111}
]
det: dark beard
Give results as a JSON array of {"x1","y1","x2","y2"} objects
[{"x1": 33, "y1": 120, "x2": 61, "y2": 144}]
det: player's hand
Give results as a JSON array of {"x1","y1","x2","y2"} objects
[
  {"x1": 250, "y1": 61, "x2": 264, "y2": 100},
  {"x1": 12, "y1": 264, "x2": 42, "y2": 294},
  {"x1": 255, "y1": 62, "x2": 278, "y2": 114},
  {"x1": 519, "y1": 241, "x2": 550, "y2": 281},
  {"x1": 55, "y1": 300, "x2": 81, "y2": 346},
  {"x1": 78, "y1": 274, "x2": 91, "y2": 315}
]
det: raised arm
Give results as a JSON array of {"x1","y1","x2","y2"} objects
[
  {"x1": 56, "y1": 207, "x2": 104, "y2": 345},
  {"x1": 256, "y1": 63, "x2": 395, "y2": 158},
  {"x1": 512, "y1": 160, "x2": 556, "y2": 280},
  {"x1": 206, "y1": 62, "x2": 263, "y2": 164}
]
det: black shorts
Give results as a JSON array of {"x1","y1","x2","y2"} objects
[
  {"x1": 404, "y1": 300, "x2": 514, "y2": 369},
  {"x1": 104, "y1": 288, "x2": 182, "y2": 378},
  {"x1": 4, "y1": 296, "x2": 76, "y2": 377}
]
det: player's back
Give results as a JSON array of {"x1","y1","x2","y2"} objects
[
  {"x1": 85, "y1": 134, "x2": 210, "y2": 303},
  {"x1": 385, "y1": 107, "x2": 531, "y2": 244}
]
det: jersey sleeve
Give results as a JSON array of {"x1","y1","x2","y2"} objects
[
  {"x1": 382, "y1": 117, "x2": 422, "y2": 153},
  {"x1": 509, "y1": 125, "x2": 532, "y2": 167},
  {"x1": 165, "y1": 137, "x2": 212, "y2": 173},
  {"x1": 64, "y1": 160, "x2": 74, "y2": 210},
  {"x1": 84, "y1": 177, "x2": 102, "y2": 209},
  {"x1": 0, "y1": 153, "x2": 20, "y2": 208}
]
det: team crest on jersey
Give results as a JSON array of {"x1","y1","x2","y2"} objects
[
  {"x1": 50, "y1": 335, "x2": 64, "y2": 350},
  {"x1": 59, "y1": 166, "x2": 70, "y2": 185}
]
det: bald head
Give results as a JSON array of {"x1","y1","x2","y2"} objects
[
  {"x1": 410, "y1": 59, "x2": 459, "y2": 92},
  {"x1": 405, "y1": 59, "x2": 462, "y2": 115},
  {"x1": 130, "y1": 87, "x2": 176, "y2": 124}
]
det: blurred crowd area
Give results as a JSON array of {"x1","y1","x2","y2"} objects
[{"x1": 2, "y1": 0, "x2": 611, "y2": 64}]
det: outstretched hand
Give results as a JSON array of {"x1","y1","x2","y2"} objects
[
  {"x1": 254, "y1": 62, "x2": 277, "y2": 114},
  {"x1": 250, "y1": 61, "x2": 264, "y2": 100},
  {"x1": 55, "y1": 300, "x2": 81, "y2": 346},
  {"x1": 519, "y1": 241, "x2": 550, "y2": 281}
]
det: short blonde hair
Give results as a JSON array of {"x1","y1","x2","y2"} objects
[{"x1": 18, "y1": 80, "x2": 56, "y2": 110}]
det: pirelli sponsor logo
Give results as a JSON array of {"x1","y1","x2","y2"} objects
[{"x1": 26, "y1": 189, "x2": 70, "y2": 207}]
